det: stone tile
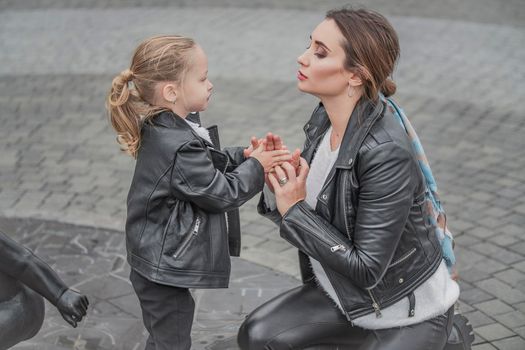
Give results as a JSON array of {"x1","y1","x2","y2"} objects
[
  {"x1": 463, "y1": 310, "x2": 496, "y2": 328},
  {"x1": 461, "y1": 287, "x2": 498, "y2": 305},
  {"x1": 494, "y1": 269, "x2": 525, "y2": 288},
  {"x1": 474, "y1": 300, "x2": 515, "y2": 317},
  {"x1": 489, "y1": 234, "x2": 521, "y2": 247},
  {"x1": 474, "y1": 323, "x2": 515, "y2": 341},
  {"x1": 475, "y1": 278, "x2": 525, "y2": 304},
  {"x1": 470, "y1": 243, "x2": 524, "y2": 265},
  {"x1": 491, "y1": 336, "x2": 525, "y2": 350},
  {"x1": 514, "y1": 326, "x2": 525, "y2": 339},
  {"x1": 471, "y1": 344, "x2": 497, "y2": 350},
  {"x1": 493, "y1": 310, "x2": 525, "y2": 329},
  {"x1": 515, "y1": 261, "x2": 525, "y2": 274}
]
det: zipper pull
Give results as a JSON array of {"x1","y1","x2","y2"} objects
[
  {"x1": 193, "y1": 218, "x2": 201, "y2": 234},
  {"x1": 330, "y1": 244, "x2": 346, "y2": 252},
  {"x1": 372, "y1": 302, "x2": 382, "y2": 318}
]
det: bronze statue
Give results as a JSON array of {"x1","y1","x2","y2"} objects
[{"x1": 0, "y1": 230, "x2": 89, "y2": 350}]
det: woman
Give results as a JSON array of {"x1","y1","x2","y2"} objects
[{"x1": 237, "y1": 7, "x2": 465, "y2": 350}]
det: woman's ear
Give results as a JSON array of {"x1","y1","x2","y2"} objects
[
  {"x1": 161, "y1": 82, "x2": 179, "y2": 104},
  {"x1": 347, "y1": 70, "x2": 363, "y2": 88}
]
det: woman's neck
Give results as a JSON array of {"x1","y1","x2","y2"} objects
[{"x1": 321, "y1": 93, "x2": 360, "y2": 148}]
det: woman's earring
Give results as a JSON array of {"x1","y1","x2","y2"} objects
[
  {"x1": 347, "y1": 85, "x2": 355, "y2": 98},
  {"x1": 172, "y1": 96, "x2": 177, "y2": 104}
]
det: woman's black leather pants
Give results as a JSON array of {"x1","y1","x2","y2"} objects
[{"x1": 238, "y1": 282, "x2": 455, "y2": 350}]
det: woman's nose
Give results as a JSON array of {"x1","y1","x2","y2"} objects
[{"x1": 297, "y1": 51, "x2": 308, "y2": 66}]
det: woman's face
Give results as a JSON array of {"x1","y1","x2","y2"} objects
[{"x1": 297, "y1": 19, "x2": 351, "y2": 98}]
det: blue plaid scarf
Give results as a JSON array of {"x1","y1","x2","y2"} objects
[{"x1": 386, "y1": 98, "x2": 457, "y2": 277}]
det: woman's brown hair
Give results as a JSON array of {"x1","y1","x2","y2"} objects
[
  {"x1": 326, "y1": 7, "x2": 400, "y2": 101},
  {"x1": 106, "y1": 35, "x2": 196, "y2": 158}
]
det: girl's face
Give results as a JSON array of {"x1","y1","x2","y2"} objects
[
  {"x1": 179, "y1": 45, "x2": 213, "y2": 113},
  {"x1": 297, "y1": 19, "x2": 351, "y2": 98}
]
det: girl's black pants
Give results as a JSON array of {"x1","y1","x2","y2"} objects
[{"x1": 130, "y1": 269, "x2": 194, "y2": 350}]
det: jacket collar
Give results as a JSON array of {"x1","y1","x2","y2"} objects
[
  {"x1": 151, "y1": 111, "x2": 214, "y2": 147},
  {"x1": 335, "y1": 98, "x2": 385, "y2": 169},
  {"x1": 303, "y1": 98, "x2": 385, "y2": 169}
]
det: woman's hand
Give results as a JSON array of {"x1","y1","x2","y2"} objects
[
  {"x1": 247, "y1": 133, "x2": 302, "y2": 192},
  {"x1": 268, "y1": 157, "x2": 309, "y2": 215},
  {"x1": 249, "y1": 140, "x2": 292, "y2": 173}
]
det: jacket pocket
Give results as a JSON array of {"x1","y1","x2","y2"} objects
[
  {"x1": 375, "y1": 247, "x2": 417, "y2": 292},
  {"x1": 172, "y1": 216, "x2": 201, "y2": 259}
]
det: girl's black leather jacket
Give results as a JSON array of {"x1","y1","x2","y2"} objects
[
  {"x1": 126, "y1": 111, "x2": 264, "y2": 288},
  {"x1": 258, "y1": 99, "x2": 442, "y2": 321}
]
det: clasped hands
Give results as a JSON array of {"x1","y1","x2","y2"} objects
[{"x1": 244, "y1": 133, "x2": 309, "y2": 216}]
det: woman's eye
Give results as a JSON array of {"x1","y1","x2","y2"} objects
[{"x1": 315, "y1": 50, "x2": 327, "y2": 58}]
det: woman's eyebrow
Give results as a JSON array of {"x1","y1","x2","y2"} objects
[{"x1": 309, "y1": 35, "x2": 331, "y2": 52}]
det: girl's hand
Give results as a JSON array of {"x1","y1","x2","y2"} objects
[
  {"x1": 243, "y1": 136, "x2": 261, "y2": 158},
  {"x1": 244, "y1": 133, "x2": 287, "y2": 158},
  {"x1": 268, "y1": 157, "x2": 309, "y2": 215},
  {"x1": 249, "y1": 141, "x2": 292, "y2": 173}
]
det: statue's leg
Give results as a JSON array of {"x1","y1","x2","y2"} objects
[{"x1": 0, "y1": 276, "x2": 45, "y2": 350}]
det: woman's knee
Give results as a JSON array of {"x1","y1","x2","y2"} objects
[{"x1": 237, "y1": 313, "x2": 270, "y2": 350}]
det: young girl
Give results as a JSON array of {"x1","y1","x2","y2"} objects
[{"x1": 106, "y1": 35, "x2": 291, "y2": 350}]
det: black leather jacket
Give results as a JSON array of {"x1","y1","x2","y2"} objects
[
  {"x1": 259, "y1": 99, "x2": 442, "y2": 321},
  {"x1": 126, "y1": 111, "x2": 264, "y2": 288}
]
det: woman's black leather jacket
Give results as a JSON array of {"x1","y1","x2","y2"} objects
[
  {"x1": 126, "y1": 111, "x2": 264, "y2": 288},
  {"x1": 258, "y1": 99, "x2": 442, "y2": 321}
]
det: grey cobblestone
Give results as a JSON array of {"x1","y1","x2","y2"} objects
[
  {"x1": 476, "y1": 278, "x2": 525, "y2": 305},
  {"x1": 491, "y1": 336, "x2": 525, "y2": 350},
  {"x1": 475, "y1": 323, "x2": 516, "y2": 342},
  {"x1": 474, "y1": 300, "x2": 515, "y2": 317}
]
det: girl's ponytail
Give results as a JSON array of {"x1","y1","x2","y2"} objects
[
  {"x1": 107, "y1": 69, "x2": 143, "y2": 158},
  {"x1": 106, "y1": 35, "x2": 196, "y2": 158}
]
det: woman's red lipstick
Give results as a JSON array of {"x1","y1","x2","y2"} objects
[{"x1": 297, "y1": 71, "x2": 308, "y2": 81}]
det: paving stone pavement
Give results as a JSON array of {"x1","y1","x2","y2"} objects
[
  {"x1": 0, "y1": 0, "x2": 524, "y2": 349},
  {"x1": 0, "y1": 217, "x2": 299, "y2": 350}
]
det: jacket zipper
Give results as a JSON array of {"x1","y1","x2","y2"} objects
[
  {"x1": 342, "y1": 175, "x2": 352, "y2": 238},
  {"x1": 291, "y1": 219, "x2": 347, "y2": 254},
  {"x1": 388, "y1": 248, "x2": 417, "y2": 268},
  {"x1": 367, "y1": 289, "x2": 382, "y2": 318},
  {"x1": 173, "y1": 217, "x2": 201, "y2": 259}
]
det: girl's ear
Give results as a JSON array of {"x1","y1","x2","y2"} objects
[{"x1": 161, "y1": 82, "x2": 180, "y2": 103}]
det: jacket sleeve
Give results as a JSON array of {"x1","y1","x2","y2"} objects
[
  {"x1": 222, "y1": 146, "x2": 247, "y2": 169},
  {"x1": 280, "y1": 142, "x2": 417, "y2": 289},
  {"x1": 0, "y1": 231, "x2": 68, "y2": 306},
  {"x1": 171, "y1": 140, "x2": 265, "y2": 213},
  {"x1": 256, "y1": 186, "x2": 283, "y2": 226}
]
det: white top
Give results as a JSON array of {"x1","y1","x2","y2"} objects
[
  {"x1": 184, "y1": 117, "x2": 212, "y2": 145},
  {"x1": 266, "y1": 126, "x2": 459, "y2": 329}
]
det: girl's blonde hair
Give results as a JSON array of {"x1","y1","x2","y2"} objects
[{"x1": 106, "y1": 35, "x2": 196, "y2": 158}]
